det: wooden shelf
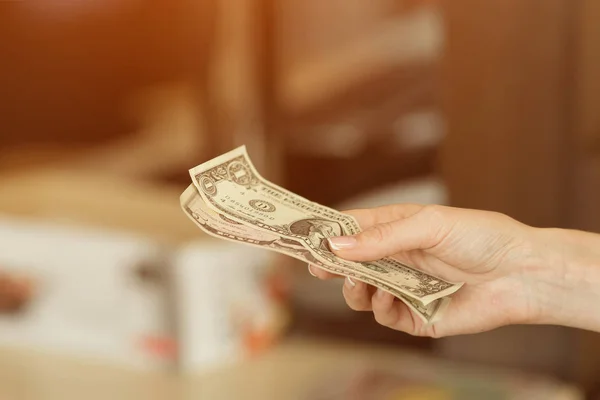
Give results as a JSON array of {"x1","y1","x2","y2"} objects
[{"x1": 284, "y1": 146, "x2": 438, "y2": 207}]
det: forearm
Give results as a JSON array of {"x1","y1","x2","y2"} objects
[{"x1": 533, "y1": 227, "x2": 600, "y2": 332}]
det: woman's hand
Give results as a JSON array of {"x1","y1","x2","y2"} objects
[{"x1": 308, "y1": 204, "x2": 600, "y2": 337}]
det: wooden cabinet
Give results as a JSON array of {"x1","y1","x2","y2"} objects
[
  {"x1": 439, "y1": 0, "x2": 573, "y2": 228},
  {"x1": 264, "y1": 1, "x2": 446, "y2": 205},
  {"x1": 439, "y1": 0, "x2": 600, "y2": 233},
  {"x1": 570, "y1": 0, "x2": 600, "y2": 233}
]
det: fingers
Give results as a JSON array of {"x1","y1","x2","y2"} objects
[
  {"x1": 308, "y1": 264, "x2": 375, "y2": 312},
  {"x1": 341, "y1": 284, "x2": 422, "y2": 335},
  {"x1": 371, "y1": 289, "x2": 418, "y2": 334},
  {"x1": 307, "y1": 264, "x2": 374, "y2": 312},
  {"x1": 342, "y1": 277, "x2": 373, "y2": 311},
  {"x1": 308, "y1": 263, "x2": 425, "y2": 336},
  {"x1": 307, "y1": 264, "x2": 338, "y2": 280},
  {"x1": 329, "y1": 206, "x2": 445, "y2": 262}
]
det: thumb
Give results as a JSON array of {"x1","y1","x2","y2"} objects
[{"x1": 328, "y1": 210, "x2": 440, "y2": 262}]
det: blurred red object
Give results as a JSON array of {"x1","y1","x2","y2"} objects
[{"x1": 0, "y1": 271, "x2": 35, "y2": 315}]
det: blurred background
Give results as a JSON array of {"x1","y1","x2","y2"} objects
[{"x1": 0, "y1": 0, "x2": 599, "y2": 399}]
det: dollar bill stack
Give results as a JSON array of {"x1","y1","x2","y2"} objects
[{"x1": 180, "y1": 146, "x2": 463, "y2": 324}]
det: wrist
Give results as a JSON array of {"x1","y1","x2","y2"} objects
[{"x1": 529, "y1": 227, "x2": 600, "y2": 331}]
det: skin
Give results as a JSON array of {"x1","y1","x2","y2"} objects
[{"x1": 308, "y1": 204, "x2": 600, "y2": 338}]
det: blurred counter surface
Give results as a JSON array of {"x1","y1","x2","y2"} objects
[
  {"x1": 0, "y1": 167, "x2": 199, "y2": 244},
  {"x1": 0, "y1": 338, "x2": 582, "y2": 400}
]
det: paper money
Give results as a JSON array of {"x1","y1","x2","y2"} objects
[
  {"x1": 180, "y1": 185, "x2": 449, "y2": 323},
  {"x1": 181, "y1": 146, "x2": 462, "y2": 322}
]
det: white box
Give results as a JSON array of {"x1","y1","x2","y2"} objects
[
  {"x1": 174, "y1": 241, "x2": 288, "y2": 373},
  {"x1": 0, "y1": 216, "x2": 176, "y2": 369},
  {"x1": 0, "y1": 169, "x2": 289, "y2": 373}
]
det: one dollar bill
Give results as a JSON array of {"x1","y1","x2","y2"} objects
[
  {"x1": 182, "y1": 146, "x2": 462, "y2": 322},
  {"x1": 180, "y1": 185, "x2": 450, "y2": 323}
]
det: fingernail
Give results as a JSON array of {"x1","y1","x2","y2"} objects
[
  {"x1": 328, "y1": 236, "x2": 358, "y2": 251},
  {"x1": 345, "y1": 277, "x2": 356, "y2": 288},
  {"x1": 308, "y1": 264, "x2": 317, "y2": 277},
  {"x1": 376, "y1": 288, "x2": 386, "y2": 298}
]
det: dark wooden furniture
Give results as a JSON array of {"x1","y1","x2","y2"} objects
[{"x1": 266, "y1": 2, "x2": 446, "y2": 205}]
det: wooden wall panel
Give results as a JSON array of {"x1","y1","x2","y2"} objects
[
  {"x1": 439, "y1": 0, "x2": 573, "y2": 228},
  {"x1": 570, "y1": 0, "x2": 600, "y2": 233}
]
